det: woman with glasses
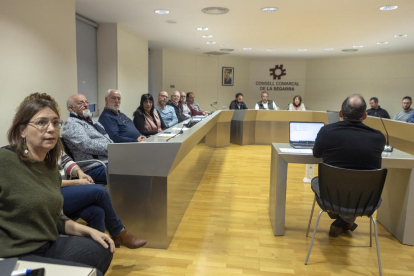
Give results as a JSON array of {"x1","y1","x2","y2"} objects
[
  {"x1": 0, "y1": 93, "x2": 113, "y2": 275},
  {"x1": 133, "y1": 93, "x2": 167, "y2": 137}
]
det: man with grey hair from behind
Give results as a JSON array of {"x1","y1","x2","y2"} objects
[
  {"x1": 311, "y1": 94, "x2": 386, "y2": 238},
  {"x1": 98, "y1": 89, "x2": 146, "y2": 143}
]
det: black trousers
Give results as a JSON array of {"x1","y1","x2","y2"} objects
[{"x1": 18, "y1": 236, "x2": 113, "y2": 276}]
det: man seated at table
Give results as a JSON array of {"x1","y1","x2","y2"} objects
[
  {"x1": 166, "y1": 91, "x2": 187, "y2": 123},
  {"x1": 255, "y1": 92, "x2": 279, "y2": 110},
  {"x1": 186, "y1": 92, "x2": 209, "y2": 115},
  {"x1": 155, "y1": 91, "x2": 178, "y2": 128},
  {"x1": 393, "y1": 96, "x2": 413, "y2": 122},
  {"x1": 98, "y1": 89, "x2": 146, "y2": 142},
  {"x1": 180, "y1": 91, "x2": 204, "y2": 117},
  {"x1": 366, "y1": 97, "x2": 390, "y2": 118},
  {"x1": 62, "y1": 94, "x2": 112, "y2": 183},
  {"x1": 229, "y1": 93, "x2": 248, "y2": 110},
  {"x1": 312, "y1": 94, "x2": 386, "y2": 237}
]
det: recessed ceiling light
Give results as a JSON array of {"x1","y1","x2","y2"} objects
[
  {"x1": 394, "y1": 34, "x2": 407, "y2": 38},
  {"x1": 202, "y1": 35, "x2": 212, "y2": 38},
  {"x1": 243, "y1": 48, "x2": 252, "y2": 50},
  {"x1": 298, "y1": 49, "x2": 307, "y2": 52},
  {"x1": 206, "y1": 41, "x2": 216, "y2": 44},
  {"x1": 166, "y1": 20, "x2": 176, "y2": 24},
  {"x1": 201, "y1": 7, "x2": 229, "y2": 15},
  {"x1": 377, "y1": 41, "x2": 388, "y2": 45},
  {"x1": 197, "y1": 27, "x2": 209, "y2": 31},
  {"x1": 342, "y1": 49, "x2": 358, "y2": 52},
  {"x1": 324, "y1": 48, "x2": 334, "y2": 50},
  {"x1": 379, "y1": 5, "x2": 398, "y2": 11},
  {"x1": 154, "y1": 10, "x2": 169, "y2": 14},
  {"x1": 353, "y1": 45, "x2": 363, "y2": 48},
  {"x1": 220, "y1": 44, "x2": 228, "y2": 47},
  {"x1": 262, "y1": 7, "x2": 278, "y2": 12},
  {"x1": 267, "y1": 49, "x2": 275, "y2": 51}
]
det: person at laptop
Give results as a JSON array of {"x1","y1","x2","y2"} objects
[
  {"x1": 312, "y1": 94, "x2": 386, "y2": 237},
  {"x1": 289, "y1": 122, "x2": 324, "y2": 149},
  {"x1": 255, "y1": 92, "x2": 279, "y2": 110}
]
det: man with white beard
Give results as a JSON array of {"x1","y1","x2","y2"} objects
[
  {"x1": 98, "y1": 89, "x2": 146, "y2": 143},
  {"x1": 62, "y1": 93, "x2": 112, "y2": 183}
]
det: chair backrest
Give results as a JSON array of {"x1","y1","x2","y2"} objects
[
  {"x1": 318, "y1": 163, "x2": 387, "y2": 218},
  {"x1": 60, "y1": 137, "x2": 75, "y2": 160}
]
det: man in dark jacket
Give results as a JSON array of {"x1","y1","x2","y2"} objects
[
  {"x1": 166, "y1": 91, "x2": 187, "y2": 123},
  {"x1": 229, "y1": 93, "x2": 248, "y2": 110},
  {"x1": 312, "y1": 94, "x2": 386, "y2": 237},
  {"x1": 366, "y1": 97, "x2": 390, "y2": 118}
]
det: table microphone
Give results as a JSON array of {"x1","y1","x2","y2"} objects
[
  {"x1": 166, "y1": 121, "x2": 187, "y2": 142},
  {"x1": 210, "y1": 103, "x2": 218, "y2": 110},
  {"x1": 380, "y1": 116, "x2": 393, "y2": 152}
]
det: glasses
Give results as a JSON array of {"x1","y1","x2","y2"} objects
[
  {"x1": 27, "y1": 119, "x2": 63, "y2": 130},
  {"x1": 144, "y1": 100, "x2": 153, "y2": 104},
  {"x1": 75, "y1": 101, "x2": 89, "y2": 106},
  {"x1": 159, "y1": 95, "x2": 168, "y2": 99}
]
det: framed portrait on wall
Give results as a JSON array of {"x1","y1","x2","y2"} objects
[{"x1": 222, "y1": 67, "x2": 234, "y2": 86}]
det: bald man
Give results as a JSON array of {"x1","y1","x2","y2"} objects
[
  {"x1": 155, "y1": 91, "x2": 178, "y2": 128},
  {"x1": 62, "y1": 94, "x2": 111, "y2": 183},
  {"x1": 312, "y1": 94, "x2": 385, "y2": 237}
]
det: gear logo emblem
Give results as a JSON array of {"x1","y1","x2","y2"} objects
[{"x1": 269, "y1": 64, "x2": 286, "y2": 80}]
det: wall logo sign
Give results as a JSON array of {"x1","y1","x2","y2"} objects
[{"x1": 269, "y1": 64, "x2": 286, "y2": 80}]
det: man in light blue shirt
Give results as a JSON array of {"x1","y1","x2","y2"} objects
[{"x1": 155, "y1": 91, "x2": 178, "y2": 128}]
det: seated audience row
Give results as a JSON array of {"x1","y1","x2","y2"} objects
[{"x1": 229, "y1": 93, "x2": 306, "y2": 111}]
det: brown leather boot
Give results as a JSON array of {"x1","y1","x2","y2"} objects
[
  {"x1": 111, "y1": 228, "x2": 147, "y2": 249},
  {"x1": 329, "y1": 224, "x2": 345, "y2": 237},
  {"x1": 343, "y1": 222, "x2": 358, "y2": 232}
]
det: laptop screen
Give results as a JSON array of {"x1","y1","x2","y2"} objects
[{"x1": 289, "y1": 122, "x2": 325, "y2": 143}]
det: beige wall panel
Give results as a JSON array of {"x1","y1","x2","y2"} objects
[
  {"x1": 97, "y1": 23, "x2": 118, "y2": 113},
  {"x1": 117, "y1": 25, "x2": 148, "y2": 118},
  {"x1": 163, "y1": 50, "x2": 197, "y2": 77},
  {"x1": 195, "y1": 76, "x2": 218, "y2": 111},
  {"x1": 149, "y1": 49, "x2": 163, "y2": 96},
  {"x1": 0, "y1": 0, "x2": 77, "y2": 145},
  {"x1": 196, "y1": 56, "x2": 218, "y2": 78},
  {"x1": 306, "y1": 52, "x2": 414, "y2": 115},
  {"x1": 249, "y1": 59, "x2": 306, "y2": 110},
  {"x1": 162, "y1": 74, "x2": 197, "y2": 94}
]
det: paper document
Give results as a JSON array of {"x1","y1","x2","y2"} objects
[
  {"x1": 279, "y1": 148, "x2": 313, "y2": 154},
  {"x1": 171, "y1": 127, "x2": 189, "y2": 131}
]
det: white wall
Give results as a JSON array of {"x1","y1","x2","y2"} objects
[
  {"x1": 162, "y1": 50, "x2": 250, "y2": 111},
  {"x1": 0, "y1": 0, "x2": 78, "y2": 145},
  {"x1": 306, "y1": 52, "x2": 414, "y2": 116},
  {"x1": 117, "y1": 25, "x2": 148, "y2": 118}
]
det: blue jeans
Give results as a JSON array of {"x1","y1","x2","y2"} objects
[
  {"x1": 86, "y1": 163, "x2": 108, "y2": 183},
  {"x1": 18, "y1": 236, "x2": 112, "y2": 276},
  {"x1": 61, "y1": 184, "x2": 123, "y2": 236}
]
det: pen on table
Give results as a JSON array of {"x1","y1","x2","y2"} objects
[{"x1": 11, "y1": 269, "x2": 32, "y2": 276}]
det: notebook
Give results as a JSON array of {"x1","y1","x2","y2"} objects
[{"x1": 289, "y1": 121, "x2": 324, "y2": 149}]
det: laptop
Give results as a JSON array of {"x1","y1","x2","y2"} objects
[{"x1": 289, "y1": 121, "x2": 324, "y2": 149}]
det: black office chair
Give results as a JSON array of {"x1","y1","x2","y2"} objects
[
  {"x1": 305, "y1": 163, "x2": 387, "y2": 276},
  {"x1": 60, "y1": 137, "x2": 109, "y2": 186}
]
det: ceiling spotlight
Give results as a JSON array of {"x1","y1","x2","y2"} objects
[
  {"x1": 379, "y1": 5, "x2": 398, "y2": 11},
  {"x1": 206, "y1": 41, "x2": 216, "y2": 44},
  {"x1": 243, "y1": 48, "x2": 252, "y2": 50},
  {"x1": 202, "y1": 35, "x2": 212, "y2": 38},
  {"x1": 394, "y1": 34, "x2": 407, "y2": 38},
  {"x1": 220, "y1": 44, "x2": 228, "y2": 47},
  {"x1": 197, "y1": 27, "x2": 209, "y2": 31},
  {"x1": 166, "y1": 20, "x2": 176, "y2": 24},
  {"x1": 298, "y1": 49, "x2": 307, "y2": 52},
  {"x1": 201, "y1": 7, "x2": 229, "y2": 15},
  {"x1": 154, "y1": 10, "x2": 169, "y2": 14},
  {"x1": 353, "y1": 45, "x2": 363, "y2": 48},
  {"x1": 262, "y1": 7, "x2": 278, "y2": 12},
  {"x1": 377, "y1": 41, "x2": 388, "y2": 45},
  {"x1": 324, "y1": 48, "x2": 334, "y2": 50},
  {"x1": 267, "y1": 49, "x2": 275, "y2": 51}
]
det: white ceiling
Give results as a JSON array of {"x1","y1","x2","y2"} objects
[{"x1": 75, "y1": 0, "x2": 414, "y2": 58}]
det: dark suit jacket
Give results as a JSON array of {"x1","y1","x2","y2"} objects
[{"x1": 229, "y1": 100, "x2": 248, "y2": 110}]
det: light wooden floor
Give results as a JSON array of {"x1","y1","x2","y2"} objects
[{"x1": 107, "y1": 144, "x2": 414, "y2": 276}]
